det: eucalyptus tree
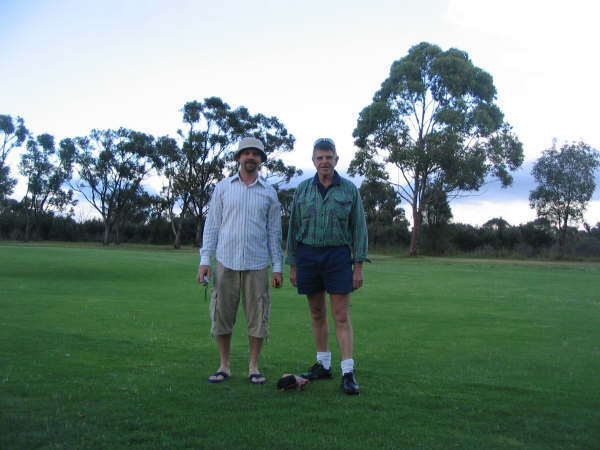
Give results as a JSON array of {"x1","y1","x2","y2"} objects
[
  {"x1": 350, "y1": 42, "x2": 523, "y2": 255},
  {"x1": 19, "y1": 133, "x2": 75, "y2": 240},
  {"x1": 226, "y1": 108, "x2": 300, "y2": 187},
  {"x1": 60, "y1": 128, "x2": 157, "y2": 245},
  {"x1": 529, "y1": 141, "x2": 600, "y2": 254},
  {"x1": 176, "y1": 97, "x2": 298, "y2": 246},
  {"x1": 0, "y1": 115, "x2": 29, "y2": 201},
  {"x1": 154, "y1": 135, "x2": 191, "y2": 248}
]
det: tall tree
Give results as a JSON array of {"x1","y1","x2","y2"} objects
[
  {"x1": 154, "y1": 135, "x2": 190, "y2": 248},
  {"x1": 228, "y1": 110, "x2": 301, "y2": 187},
  {"x1": 60, "y1": 128, "x2": 157, "y2": 245},
  {"x1": 176, "y1": 97, "x2": 298, "y2": 246},
  {"x1": 19, "y1": 133, "x2": 75, "y2": 241},
  {"x1": 349, "y1": 42, "x2": 523, "y2": 255},
  {"x1": 529, "y1": 141, "x2": 600, "y2": 254},
  {"x1": 0, "y1": 115, "x2": 29, "y2": 201}
]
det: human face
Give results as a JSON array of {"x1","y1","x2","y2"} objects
[
  {"x1": 238, "y1": 149, "x2": 263, "y2": 174},
  {"x1": 312, "y1": 149, "x2": 338, "y2": 178}
]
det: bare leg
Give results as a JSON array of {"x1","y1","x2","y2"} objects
[
  {"x1": 307, "y1": 291, "x2": 329, "y2": 352},
  {"x1": 330, "y1": 293, "x2": 353, "y2": 360},
  {"x1": 208, "y1": 333, "x2": 232, "y2": 381},
  {"x1": 248, "y1": 335, "x2": 264, "y2": 376}
]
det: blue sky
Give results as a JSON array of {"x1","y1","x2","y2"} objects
[{"x1": 2, "y1": 0, "x2": 599, "y2": 226}]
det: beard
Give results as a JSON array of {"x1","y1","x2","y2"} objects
[{"x1": 243, "y1": 161, "x2": 258, "y2": 173}]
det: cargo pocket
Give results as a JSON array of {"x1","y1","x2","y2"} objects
[
  {"x1": 261, "y1": 293, "x2": 271, "y2": 338},
  {"x1": 209, "y1": 289, "x2": 218, "y2": 335}
]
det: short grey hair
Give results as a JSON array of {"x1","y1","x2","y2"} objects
[{"x1": 312, "y1": 138, "x2": 337, "y2": 160}]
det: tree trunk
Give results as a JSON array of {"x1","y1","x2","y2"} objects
[
  {"x1": 114, "y1": 221, "x2": 121, "y2": 245},
  {"x1": 409, "y1": 205, "x2": 421, "y2": 256},
  {"x1": 172, "y1": 218, "x2": 182, "y2": 249},
  {"x1": 24, "y1": 213, "x2": 31, "y2": 242},
  {"x1": 103, "y1": 221, "x2": 111, "y2": 246},
  {"x1": 558, "y1": 215, "x2": 568, "y2": 257},
  {"x1": 194, "y1": 217, "x2": 203, "y2": 248},
  {"x1": 170, "y1": 215, "x2": 181, "y2": 249}
]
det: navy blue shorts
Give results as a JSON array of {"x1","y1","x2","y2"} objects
[{"x1": 296, "y1": 245, "x2": 352, "y2": 295}]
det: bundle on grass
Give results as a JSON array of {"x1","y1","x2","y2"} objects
[{"x1": 277, "y1": 374, "x2": 309, "y2": 391}]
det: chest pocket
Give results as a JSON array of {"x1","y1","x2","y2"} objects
[{"x1": 329, "y1": 192, "x2": 352, "y2": 220}]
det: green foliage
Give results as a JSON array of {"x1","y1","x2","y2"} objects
[
  {"x1": 276, "y1": 187, "x2": 296, "y2": 241},
  {"x1": 359, "y1": 178, "x2": 404, "y2": 225},
  {"x1": 19, "y1": 133, "x2": 75, "y2": 240},
  {"x1": 350, "y1": 42, "x2": 524, "y2": 255},
  {"x1": 176, "y1": 97, "x2": 299, "y2": 246},
  {"x1": 154, "y1": 135, "x2": 192, "y2": 248},
  {"x1": 529, "y1": 141, "x2": 600, "y2": 253},
  {"x1": 0, "y1": 115, "x2": 29, "y2": 164},
  {"x1": 419, "y1": 186, "x2": 453, "y2": 256},
  {"x1": 449, "y1": 223, "x2": 482, "y2": 252},
  {"x1": 0, "y1": 164, "x2": 17, "y2": 202},
  {"x1": 1, "y1": 246, "x2": 600, "y2": 448},
  {"x1": 0, "y1": 115, "x2": 29, "y2": 200},
  {"x1": 518, "y1": 218, "x2": 556, "y2": 251},
  {"x1": 358, "y1": 178, "x2": 410, "y2": 250},
  {"x1": 368, "y1": 222, "x2": 411, "y2": 250},
  {"x1": 422, "y1": 183, "x2": 452, "y2": 226},
  {"x1": 60, "y1": 128, "x2": 158, "y2": 245}
]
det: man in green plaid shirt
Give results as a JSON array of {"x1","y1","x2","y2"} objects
[{"x1": 285, "y1": 138, "x2": 368, "y2": 395}]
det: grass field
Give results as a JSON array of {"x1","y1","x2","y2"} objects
[{"x1": 1, "y1": 244, "x2": 599, "y2": 449}]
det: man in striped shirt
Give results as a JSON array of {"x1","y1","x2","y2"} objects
[
  {"x1": 286, "y1": 138, "x2": 368, "y2": 395},
  {"x1": 197, "y1": 137, "x2": 283, "y2": 385}
]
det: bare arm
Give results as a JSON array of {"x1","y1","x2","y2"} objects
[{"x1": 352, "y1": 262, "x2": 363, "y2": 291}]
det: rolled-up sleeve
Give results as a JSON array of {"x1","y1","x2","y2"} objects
[
  {"x1": 350, "y1": 188, "x2": 369, "y2": 262},
  {"x1": 199, "y1": 184, "x2": 222, "y2": 266},
  {"x1": 268, "y1": 192, "x2": 283, "y2": 273}
]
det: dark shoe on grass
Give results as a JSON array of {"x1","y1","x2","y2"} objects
[
  {"x1": 301, "y1": 362, "x2": 332, "y2": 380},
  {"x1": 342, "y1": 372, "x2": 359, "y2": 395}
]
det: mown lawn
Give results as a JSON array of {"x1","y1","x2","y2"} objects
[{"x1": 1, "y1": 244, "x2": 599, "y2": 449}]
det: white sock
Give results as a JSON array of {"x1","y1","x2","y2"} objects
[
  {"x1": 316, "y1": 352, "x2": 331, "y2": 370},
  {"x1": 341, "y1": 358, "x2": 354, "y2": 375}
]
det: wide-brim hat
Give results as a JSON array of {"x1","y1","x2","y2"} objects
[{"x1": 235, "y1": 137, "x2": 267, "y2": 163}]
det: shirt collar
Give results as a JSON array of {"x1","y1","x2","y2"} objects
[
  {"x1": 231, "y1": 172, "x2": 265, "y2": 187},
  {"x1": 312, "y1": 170, "x2": 341, "y2": 186}
]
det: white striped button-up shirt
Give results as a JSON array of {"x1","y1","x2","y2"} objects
[{"x1": 199, "y1": 173, "x2": 283, "y2": 272}]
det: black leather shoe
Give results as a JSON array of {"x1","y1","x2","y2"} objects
[
  {"x1": 301, "y1": 362, "x2": 333, "y2": 380},
  {"x1": 342, "y1": 372, "x2": 360, "y2": 395}
]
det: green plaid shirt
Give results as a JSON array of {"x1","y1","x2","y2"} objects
[{"x1": 285, "y1": 172, "x2": 369, "y2": 266}]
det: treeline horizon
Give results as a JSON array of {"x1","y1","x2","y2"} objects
[
  {"x1": 2, "y1": 43, "x2": 599, "y2": 257},
  {"x1": 2, "y1": 201, "x2": 600, "y2": 259}
]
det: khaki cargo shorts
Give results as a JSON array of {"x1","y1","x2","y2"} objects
[{"x1": 209, "y1": 260, "x2": 271, "y2": 338}]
